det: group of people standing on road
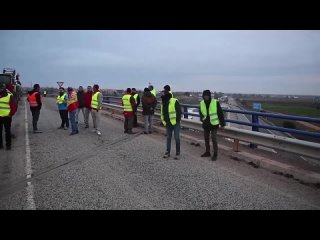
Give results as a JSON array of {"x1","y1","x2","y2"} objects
[{"x1": 1, "y1": 82, "x2": 226, "y2": 162}]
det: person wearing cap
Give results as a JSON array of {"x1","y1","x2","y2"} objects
[
  {"x1": 161, "y1": 85, "x2": 181, "y2": 160},
  {"x1": 199, "y1": 90, "x2": 226, "y2": 161},
  {"x1": 131, "y1": 88, "x2": 140, "y2": 127},
  {"x1": 148, "y1": 85, "x2": 157, "y2": 97},
  {"x1": 56, "y1": 87, "x2": 69, "y2": 130},
  {"x1": 0, "y1": 83, "x2": 17, "y2": 150},
  {"x1": 27, "y1": 84, "x2": 43, "y2": 133},
  {"x1": 91, "y1": 84, "x2": 103, "y2": 136},
  {"x1": 84, "y1": 85, "x2": 93, "y2": 128},
  {"x1": 122, "y1": 88, "x2": 136, "y2": 134},
  {"x1": 76, "y1": 86, "x2": 85, "y2": 125},
  {"x1": 142, "y1": 87, "x2": 157, "y2": 134},
  {"x1": 67, "y1": 87, "x2": 79, "y2": 135}
]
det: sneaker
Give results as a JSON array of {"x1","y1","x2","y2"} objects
[
  {"x1": 124, "y1": 130, "x2": 128, "y2": 134},
  {"x1": 69, "y1": 132, "x2": 77, "y2": 136},
  {"x1": 174, "y1": 155, "x2": 181, "y2": 160},
  {"x1": 92, "y1": 129, "x2": 97, "y2": 133},
  {"x1": 6, "y1": 146, "x2": 11, "y2": 150},
  {"x1": 96, "y1": 130, "x2": 101, "y2": 136},
  {"x1": 163, "y1": 152, "x2": 170, "y2": 158},
  {"x1": 201, "y1": 152, "x2": 211, "y2": 157},
  {"x1": 85, "y1": 125, "x2": 89, "y2": 128},
  {"x1": 33, "y1": 130, "x2": 43, "y2": 133},
  {"x1": 64, "y1": 127, "x2": 68, "y2": 130},
  {"x1": 128, "y1": 130, "x2": 135, "y2": 134},
  {"x1": 143, "y1": 131, "x2": 148, "y2": 134},
  {"x1": 76, "y1": 130, "x2": 79, "y2": 134},
  {"x1": 58, "y1": 126, "x2": 64, "y2": 129}
]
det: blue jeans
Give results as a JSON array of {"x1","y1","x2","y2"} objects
[
  {"x1": 166, "y1": 123, "x2": 180, "y2": 155},
  {"x1": 69, "y1": 110, "x2": 78, "y2": 133}
]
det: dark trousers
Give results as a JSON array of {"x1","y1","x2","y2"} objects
[
  {"x1": 0, "y1": 116, "x2": 12, "y2": 147},
  {"x1": 166, "y1": 123, "x2": 180, "y2": 155},
  {"x1": 204, "y1": 128, "x2": 218, "y2": 154},
  {"x1": 31, "y1": 108, "x2": 40, "y2": 131},
  {"x1": 59, "y1": 110, "x2": 69, "y2": 128},
  {"x1": 124, "y1": 115, "x2": 134, "y2": 132},
  {"x1": 133, "y1": 110, "x2": 138, "y2": 127}
]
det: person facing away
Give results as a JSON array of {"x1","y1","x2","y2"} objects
[
  {"x1": 161, "y1": 86, "x2": 181, "y2": 160},
  {"x1": 199, "y1": 90, "x2": 226, "y2": 161},
  {"x1": 122, "y1": 88, "x2": 136, "y2": 134},
  {"x1": 0, "y1": 83, "x2": 17, "y2": 150},
  {"x1": 90, "y1": 84, "x2": 103, "y2": 136},
  {"x1": 67, "y1": 87, "x2": 79, "y2": 135},
  {"x1": 142, "y1": 87, "x2": 157, "y2": 134},
  {"x1": 148, "y1": 85, "x2": 157, "y2": 97},
  {"x1": 76, "y1": 86, "x2": 85, "y2": 124},
  {"x1": 27, "y1": 84, "x2": 43, "y2": 133},
  {"x1": 131, "y1": 88, "x2": 140, "y2": 128},
  {"x1": 56, "y1": 87, "x2": 69, "y2": 130},
  {"x1": 84, "y1": 85, "x2": 93, "y2": 129}
]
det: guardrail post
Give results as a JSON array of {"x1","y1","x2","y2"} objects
[
  {"x1": 250, "y1": 114, "x2": 259, "y2": 149},
  {"x1": 105, "y1": 97, "x2": 110, "y2": 104},
  {"x1": 184, "y1": 106, "x2": 188, "y2": 119},
  {"x1": 233, "y1": 139, "x2": 240, "y2": 152}
]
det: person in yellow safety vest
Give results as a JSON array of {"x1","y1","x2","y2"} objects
[
  {"x1": 148, "y1": 85, "x2": 157, "y2": 97},
  {"x1": 56, "y1": 87, "x2": 69, "y2": 130},
  {"x1": 199, "y1": 90, "x2": 226, "y2": 161},
  {"x1": 131, "y1": 88, "x2": 140, "y2": 128},
  {"x1": 122, "y1": 88, "x2": 136, "y2": 134},
  {"x1": 0, "y1": 83, "x2": 17, "y2": 150},
  {"x1": 90, "y1": 84, "x2": 103, "y2": 136},
  {"x1": 161, "y1": 85, "x2": 181, "y2": 160}
]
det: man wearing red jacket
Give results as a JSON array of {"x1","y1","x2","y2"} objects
[
  {"x1": 0, "y1": 83, "x2": 17, "y2": 150},
  {"x1": 122, "y1": 88, "x2": 136, "y2": 134},
  {"x1": 84, "y1": 85, "x2": 93, "y2": 129}
]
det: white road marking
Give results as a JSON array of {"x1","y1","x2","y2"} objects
[{"x1": 25, "y1": 100, "x2": 36, "y2": 210}]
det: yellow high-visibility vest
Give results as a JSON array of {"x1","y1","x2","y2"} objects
[
  {"x1": 150, "y1": 89, "x2": 156, "y2": 97},
  {"x1": 133, "y1": 93, "x2": 139, "y2": 104},
  {"x1": 91, "y1": 92, "x2": 101, "y2": 110},
  {"x1": 122, "y1": 94, "x2": 133, "y2": 112},
  {"x1": 56, "y1": 93, "x2": 66, "y2": 104},
  {"x1": 0, "y1": 94, "x2": 11, "y2": 117},
  {"x1": 200, "y1": 99, "x2": 220, "y2": 126},
  {"x1": 161, "y1": 98, "x2": 178, "y2": 126},
  {"x1": 67, "y1": 91, "x2": 78, "y2": 106}
]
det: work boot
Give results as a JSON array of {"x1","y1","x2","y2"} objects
[
  {"x1": 201, "y1": 152, "x2": 211, "y2": 157},
  {"x1": 163, "y1": 152, "x2": 170, "y2": 158},
  {"x1": 96, "y1": 130, "x2": 101, "y2": 136},
  {"x1": 212, "y1": 153, "x2": 218, "y2": 161},
  {"x1": 6, "y1": 146, "x2": 11, "y2": 151}
]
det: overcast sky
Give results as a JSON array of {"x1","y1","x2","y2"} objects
[{"x1": 1, "y1": 30, "x2": 319, "y2": 95}]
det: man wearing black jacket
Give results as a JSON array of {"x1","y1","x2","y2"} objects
[
  {"x1": 161, "y1": 85, "x2": 182, "y2": 160},
  {"x1": 199, "y1": 90, "x2": 226, "y2": 161}
]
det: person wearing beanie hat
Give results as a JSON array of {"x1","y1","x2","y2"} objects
[
  {"x1": 142, "y1": 86, "x2": 157, "y2": 134},
  {"x1": 122, "y1": 88, "x2": 136, "y2": 134},
  {"x1": 27, "y1": 83, "x2": 42, "y2": 133},
  {"x1": 161, "y1": 86, "x2": 181, "y2": 160},
  {"x1": 199, "y1": 89, "x2": 226, "y2": 161},
  {"x1": 163, "y1": 85, "x2": 173, "y2": 97}
]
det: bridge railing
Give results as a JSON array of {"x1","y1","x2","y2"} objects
[{"x1": 102, "y1": 96, "x2": 320, "y2": 160}]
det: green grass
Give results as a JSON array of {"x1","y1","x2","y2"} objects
[{"x1": 261, "y1": 103, "x2": 320, "y2": 118}]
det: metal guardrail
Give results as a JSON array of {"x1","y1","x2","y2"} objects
[{"x1": 102, "y1": 98, "x2": 320, "y2": 160}]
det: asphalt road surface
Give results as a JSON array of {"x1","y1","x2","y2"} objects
[{"x1": 0, "y1": 97, "x2": 319, "y2": 210}]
